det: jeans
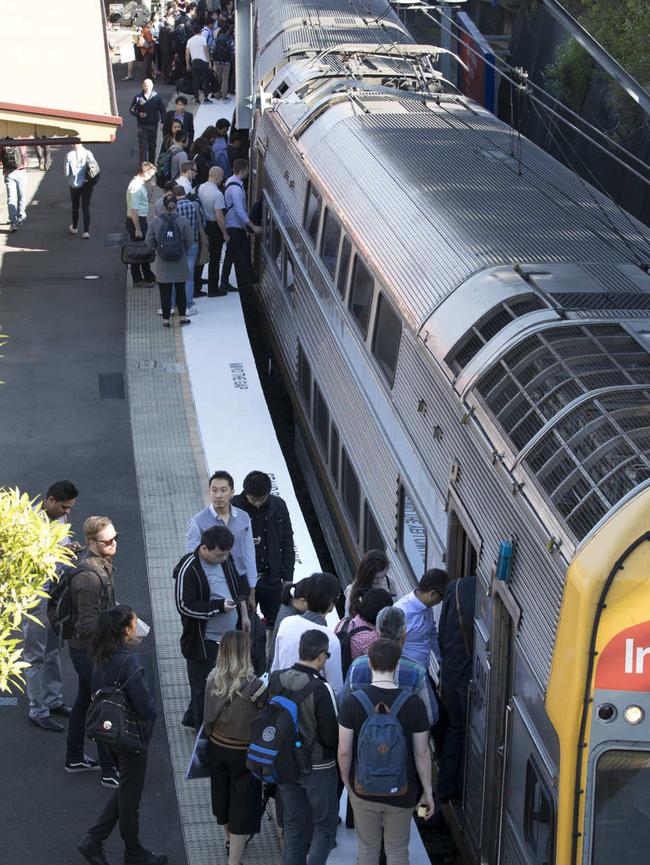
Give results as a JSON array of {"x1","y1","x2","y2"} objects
[
  {"x1": 70, "y1": 184, "x2": 93, "y2": 232},
  {"x1": 22, "y1": 595, "x2": 64, "y2": 720},
  {"x1": 67, "y1": 646, "x2": 114, "y2": 772},
  {"x1": 137, "y1": 125, "x2": 157, "y2": 163},
  {"x1": 89, "y1": 748, "x2": 148, "y2": 855},
  {"x1": 205, "y1": 220, "x2": 225, "y2": 293},
  {"x1": 191, "y1": 58, "x2": 209, "y2": 100},
  {"x1": 125, "y1": 217, "x2": 155, "y2": 283},
  {"x1": 280, "y1": 766, "x2": 338, "y2": 865},
  {"x1": 159, "y1": 282, "x2": 187, "y2": 319},
  {"x1": 348, "y1": 790, "x2": 411, "y2": 865},
  {"x1": 437, "y1": 682, "x2": 468, "y2": 799},
  {"x1": 4, "y1": 169, "x2": 27, "y2": 225},
  {"x1": 185, "y1": 240, "x2": 199, "y2": 309},
  {"x1": 185, "y1": 640, "x2": 219, "y2": 729}
]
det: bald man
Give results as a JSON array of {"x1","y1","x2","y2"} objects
[
  {"x1": 129, "y1": 77, "x2": 166, "y2": 163},
  {"x1": 197, "y1": 165, "x2": 230, "y2": 296}
]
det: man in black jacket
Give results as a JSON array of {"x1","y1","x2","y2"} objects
[
  {"x1": 436, "y1": 574, "x2": 476, "y2": 801},
  {"x1": 231, "y1": 470, "x2": 295, "y2": 631},
  {"x1": 163, "y1": 96, "x2": 195, "y2": 149},
  {"x1": 129, "y1": 78, "x2": 166, "y2": 163},
  {"x1": 271, "y1": 629, "x2": 339, "y2": 865},
  {"x1": 173, "y1": 525, "x2": 250, "y2": 729}
]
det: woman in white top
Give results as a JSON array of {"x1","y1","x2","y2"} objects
[{"x1": 64, "y1": 143, "x2": 98, "y2": 238}]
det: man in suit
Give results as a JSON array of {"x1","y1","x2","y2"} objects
[{"x1": 163, "y1": 95, "x2": 195, "y2": 149}]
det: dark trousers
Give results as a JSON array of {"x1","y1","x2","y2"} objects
[
  {"x1": 437, "y1": 681, "x2": 469, "y2": 799},
  {"x1": 70, "y1": 184, "x2": 93, "y2": 232},
  {"x1": 137, "y1": 124, "x2": 157, "y2": 163},
  {"x1": 255, "y1": 578, "x2": 282, "y2": 627},
  {"x1": 186, "y1": 640, "x2": 219, "y2": 729},
  {"x1": 161, "y1": 50, "x2": 173, "y2": 82},
  {"x1": 205, "y1": 220, "x2": 225, "y2": 293},
  {"x1": 89, "y1": 748, "x2": 148, "y2": 855},
  {"x1": 67, "y1": 646, "x2": 114, "y2": 772},
  {"x1": 220, "y1": 241, "x2": 234, "y2": 289},
  {"x1": 191, "y1": 58, "x2": 209, "y2": 100},
  {"x1": 125, "y1": 217, "x2": 155, "y2": 283},
  {"x1": 159, "y1": 282, "x2": 187, "y2": 319},
  {"x1": 227, "y1": 228, "x2": 254, "y2": 293}
]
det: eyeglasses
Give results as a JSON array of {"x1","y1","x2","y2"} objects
[
  {"x1": 95, "y1": 533, "x2": 119, "y2": 546},
  {"x1": 322, "y1": 651, "x2": 331, "y2": 659}
]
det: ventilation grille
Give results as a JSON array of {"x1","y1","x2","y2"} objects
[
  {"x1": 552, "y1": 292, "x2": 650, "y2": 310},
  {"x1": 446, "y1": 294, "x2": 547, "y2": 374}
]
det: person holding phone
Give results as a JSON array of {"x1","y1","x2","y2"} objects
[{"x1": 173, "y1": 525, "x2": 250, "y2": 730}]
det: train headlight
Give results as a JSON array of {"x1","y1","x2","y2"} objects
[
  {"x1": 596, "y1": 703, "x2": 616, "y2": 722},
  {"x1": 623, "y1": 705, "x2": 645, "y2": 726}
]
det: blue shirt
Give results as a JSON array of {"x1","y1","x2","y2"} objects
[
  {"x1": 186, "y1": 504, "x2": 257, "y2": 588},
  {"x1": 342, "y1": 654, "x2": 438, "y2": 725},
  {"x1": 395, "y1": 591, "x2": 440, "y2": 667},
  {"x1": 224, "y1": 177, "x2": 248, "y2": 230}
]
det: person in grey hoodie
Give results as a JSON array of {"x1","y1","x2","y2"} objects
[{"x1": 145, "y1": 193, "x2": 193, "y2": 327}]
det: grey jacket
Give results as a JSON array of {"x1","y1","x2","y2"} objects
[{"x1": 146, "y1": 213, "x2": 192, "y2": 283}]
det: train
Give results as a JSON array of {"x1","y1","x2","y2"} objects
[{"x1": 238, "y1": 1, "x2": 650, "y2": 863}]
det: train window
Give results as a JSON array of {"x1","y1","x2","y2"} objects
[
  {"x1": 363, "y1": 502, "x2": 384, "y2": 553},
  {"x1": 399, "y1": 488, "x2": 427, "y2": 577},
  {"x1": 297, "y1": 345, "x2": 312, "y2": 411},
  {"x1": 283, "y1": 248, "x2": 295, "y2": 292},
  {"x1": 313, "y1": 381, "x2": 329, "y2": 454},
  {"x1": 264, "y1": 208, "x2": 273, "y2": 252},
  {"x1": 337, "y1": 236, "x2": 352, "y2": 299},
  {"x1": 319, "y1": 209, "x2": 341, "y2": 278},
  {"x1": 341, "y1": 447, "x2": 360, "y2": 541},
  {"x1": 592, "y1": 749, "x2": 650, "y2": 865},
  {"x1": 524, "y1": 759, "x2": 555, "y2": 865},
  {"x1": 304, "y1": 183, "x2": 322, "y2": 244},
  {"x1": 330, "y1": 423, "x2": 340, "y2": 487},
  {"x1": 348, "y1": 256, "x2": 374, "y2": 338},
  {"x1": 372, "y1": 293, "x2": 402, "y2": 386}
]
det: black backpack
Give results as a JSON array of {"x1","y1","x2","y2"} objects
[
  {"x1": 157, "y1": 214, "x2": 184, "y2": 261},
  {"x1": 155, "y1": 148, "x2": 174, "y2": 188},
  {"x1": 211, "y1": 33, "x2": 232, "y2": 63},
  {"x1": 2, "y1": 146, "x2": 20, "y2": 172},
  {"x1": 86, "y1": 661, "x2": 148, "y2": 753},
  {"x1": 337, "y1": 617, "x2": 372, "y2": 678},
  {"x1": 246, "y1": 675, "x2": 321, "y2": 784},
  {"x1": 47, "y1": 563, "x2": 80, "y2": 642},
  {"x1": 172, "y1": 22, "x2": 190, "y2": 51}
]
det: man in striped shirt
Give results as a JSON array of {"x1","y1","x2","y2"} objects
[{"x1": 342, "y1": 606, "x2": 438, "y2": 725}]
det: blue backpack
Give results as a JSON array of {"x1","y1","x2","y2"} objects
[{"x1": 352, "y1": 689, "x2": 410, "y2": 797}]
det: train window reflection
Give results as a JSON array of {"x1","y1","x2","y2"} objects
[
  {"x1": 372, "y1": 293, "x2": 402, "y2": 386},
  {"x1": 399, "y1": 488, "x2": 427, "y2": 576},
  {"x1": 298, "y1": 345, "x2": 312, "y2": 411},
  {"x1": 272, "y1": 223, "x2": 282, "y2": 270},
  {"x1": 348, "y1": 256, "x2": 374, "y2": 338},
  {"x1": 313, "y1": 382, "x2": 329, "y2": 454},
  {"x1": 592, "y1": 749, "x2": 650, "y2": 865},
  {"x1": 364, "y1": 502, "x2": 384, "y2": 553},
  {"x1": 320, "y1": 209, "x2": 341, "y2": 277},
  {"x1": 283, "y1": 248, "x2": 295, "y2": 292},
  {"x1": 524, "y1": 758, "x2": 554, "y2": 865},
  {"x1": 337, "y1": 236, "x2": 351, "y2": 299},
  {"x1": 330, "y1": 423, "x2": 340, "y2": 487},
  {"x1": 304, "y1": 183, "x2": 322, "y2": 244},
  {"x1": 341, "y1": 448, "x2": 361, "y2": 541}
]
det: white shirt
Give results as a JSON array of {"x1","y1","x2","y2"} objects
[
  {"x1": 186, "y1": 33, "x2": 208, "y2": 62},
  {"x1": 198, "y1": 181, "x2": 225, "y2": 221},
  {"x1": 176, "y1": 175, "x2": 193, "y2": 196},
  {"x1": 271, "y1": 614, "x2": 343, "y2": 700}
]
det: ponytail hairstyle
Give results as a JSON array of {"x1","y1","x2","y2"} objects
[
  {"x1": 90, "y1": 605, "x2": 135, "y2": 664},
  {"x1": 279, "y1": 577, "x2": 310, "y2": 608},
  {"x1": 348, "y1": 549, "x2": 389, "y2": 618},
  {"x1": 207, "y1": 630, "x2": 253, "y2": 702}
]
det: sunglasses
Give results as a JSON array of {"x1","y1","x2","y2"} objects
[{"x1": 95, "y1": 533, "x2": 119, "y2": 546}]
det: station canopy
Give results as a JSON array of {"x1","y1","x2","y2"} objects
[{"x1": 0, "y1": 0, "x2": 121, "y2": 144}]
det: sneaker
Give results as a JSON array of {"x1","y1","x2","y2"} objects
[
  {"x1": 29, "y1": 716, "x2": 64, "y2": 732},
  {"x1": 186, "y1": 306, "x2": 198, "y2": 315},
  {"x1": 101, "y1": 767, "x2": 120, "y2": 789},
  {"x1": 65, "y1": 756, "x2": 101, "y2": 773},
  {"x1": 203, "y1": 98, "x2": 213, "y2": 104},
  {"x1": 8, "y1": 225, "x2": 17, "y2": 232},
  {"x1": 16, "y1": 216, "x2": 25, "y2": 225},
  {"x1": 124, "y1": 849, "x2": 168, "y2": 864},
  {"x1": 81, "y1": 232, "x2": 90, "y2": 239},
  {"x1": 69, "y1": 225, "x2": 78, "y2": 235},
  {"x1": 78, "y1": 835, "x2": 110, "y2": 865}
]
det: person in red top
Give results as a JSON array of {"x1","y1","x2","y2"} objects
[{"x1": 1, "y1": 142, "x2": 28, "y2": 232}]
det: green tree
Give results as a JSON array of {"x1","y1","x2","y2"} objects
[{"x1": 0, "y1": 488, "x2": 73, "y2": 692}]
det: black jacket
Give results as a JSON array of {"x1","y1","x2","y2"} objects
[
  {"x1": 173, "y1": 549, "x2": 245, "y2": 661},
  {"x1": 91, "y1": 647, "x2": 157, "y2": 723},
  {"x1": 231, "y1": 493, "x2": 295, "y2": 584},
  {"x1": 163, "y1": 110, "x2": 195, "y2": 147},
  {"x1": 129, "y1": 90, "x2": 166, "y2": 127},
  {"x1": 438, "y1": 575, "x2": 476, "y2": 687}
]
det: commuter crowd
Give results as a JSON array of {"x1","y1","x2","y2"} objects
[{"x1": 23, "y1": 472, "x2": 476, "y2": 865}]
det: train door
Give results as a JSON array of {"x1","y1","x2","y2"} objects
[{"x1": 251, "y1": 140, "x2": 266, "y2": 270}]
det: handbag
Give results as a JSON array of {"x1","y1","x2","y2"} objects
[
  {"x1": 84, "y1": 153, "x2": 101, "y2": 187},
  {"x1": 121, "y1": 241, "x2": 155, "y2": 265},
  {"x1": 86, "y1": 662, "x2": 148, "y2": 753},
  {"x1": 186, "y1": 723, "x2": 211, "y2": 780}
]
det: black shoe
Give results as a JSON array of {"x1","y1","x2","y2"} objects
[
  {"x1": 51, "y1": 703, "x2": 72, "y2": 717},
  {"x1": 101, "y1": 767, "x2": 120, "y2": 789},
  {"x1": 193, "y1": 290, "x2": 207, "y2": 298},
  {"x1": 207, "y1": 290, "x2": 228, "y2": 297},
  {"x1": 30, "y1": 716, "x2": 64, "y2": 732},
  {"x1": 124, "y1": 850, "x2": 168, "y2": 864},
  {"x1": 78, "y1": 835, "x2": 110, "y2": 865},
  {"x1": 221, "y1": 284, "x2": 238, "y2": 292},
  {"x1": 180, "y1": 714, "x2": 194, "y2": 728},
  {"x1": 66, "y1": 756, "x2": 101, "y2": 772},
  {"x1": 203, "y1": 98, "x2": 213, "y2": 104}
]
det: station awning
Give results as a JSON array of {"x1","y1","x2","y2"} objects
[{"x1": 0, "y1": 0, "x2": 122, "y2": 144}]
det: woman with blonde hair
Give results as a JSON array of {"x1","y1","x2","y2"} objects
[{"x1": 204, "y1": 630, "x2": 267, "y2": 865}]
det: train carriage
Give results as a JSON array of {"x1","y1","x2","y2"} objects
[{"x1": 240, "y1": 1, "x2": 650, "y2": 863}]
